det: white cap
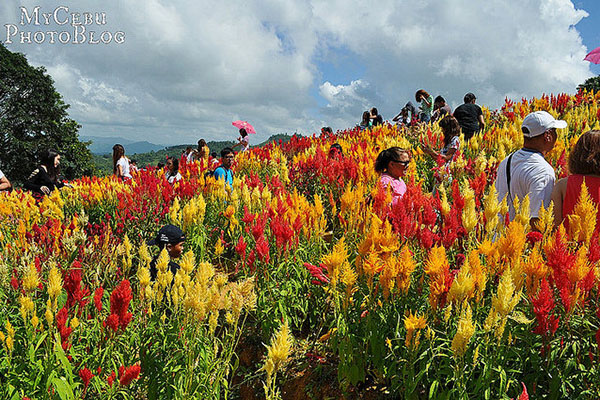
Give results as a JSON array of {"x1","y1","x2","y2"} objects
[{"x1": 521, "y1": 111, "x2": 567, "y2": 138}]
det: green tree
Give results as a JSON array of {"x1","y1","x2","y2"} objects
[
  {"x1": 577, "y1": 75, "x2": 600, "y2": 93},
  {"x1": 0, "y1": 42, "x2": 94, "y2": 185}
]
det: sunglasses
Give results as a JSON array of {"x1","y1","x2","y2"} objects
[{"x1": 391, "y1": 159, "x2": 410, "y2": 167}]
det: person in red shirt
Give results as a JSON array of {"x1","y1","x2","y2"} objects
[{"x1": 551, "y1": 130, "x2": 600, "y2": 229}]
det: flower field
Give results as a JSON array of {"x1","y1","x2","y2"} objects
[{"x1": 2, "y1": 92, "x2": 600, "y2": 399}]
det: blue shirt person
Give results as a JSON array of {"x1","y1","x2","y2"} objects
[{"x1": 213, "y1": 147, "x2": 234, "y2": 188}]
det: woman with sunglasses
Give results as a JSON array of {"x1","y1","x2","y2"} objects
[{"x1": 375, "y1": 147, "x2": 411, "y2": 206}]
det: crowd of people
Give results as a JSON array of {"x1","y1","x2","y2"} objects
[{"x1": 0, "y1": 91, "x2": 598, "y2": 240}]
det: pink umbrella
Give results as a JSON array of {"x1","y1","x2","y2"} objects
[
  {"x1": 584, "y1": 46, "x2": 600, "y2": 64},
  {"x1": 232, "y1": 120, "x2": 256, "y2": 134}
]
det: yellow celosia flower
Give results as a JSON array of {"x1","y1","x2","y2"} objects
[
  {"x1": 23, "y1": 263, "x2": 39, "y2": 292},
  {"x1": 483, "y1": 185, "x2": 501, "y2": 236},
  {"x1": 404, "y1": 311, "x2": 427, "y2": 349},
  {"x1": 567, "y1": 181, "x2": 596, "y2": 245},
  {"x1": 439, "y1": 185, "x2": 450, "y2": 217},
  {"x1": 45, "y1": 300, "x2": 54, "y2": 326},
  {"x1": 448, "y1": 268, "x2": 475, "y2": 306},
  {"x1": 20, "y1": 295, "x2": 34, "y2": 320},
  {"x1": 138, "y1": 241, "x2": 152, "y2": 267},
  {"x1": 485, "y1": 269, "x2": 521, "y2": 339},
  {"x1": 264, "y1": 321, "x2": 293, "y2": 376},
  {"x1": 48, "y1": 264, "x2": 63, "y2": 301},
  {"x1": 496, "y1": 221, "x2": 526, "y2": 268},
  {"x1": 568, "y1": 247, "x2": 590, "y2": 286},
  {"x1": 461, "y1": 183, "x2": 477, "y2": 233},
  {"x1": 321, "y1": 237, "x2": 348, "y2": 288},
  {"x1": 70, "y1": 317, "x2": 79, "y2": 329},
  {"x1": 180, "y1": 250, "x2": 195, "y2": 275},
  {"x1": 424, "y1": 246, "x2": 449, "y2": 277},
  {"x1": 396, "y1": 245, "x2": 416, "y2": 294},
  {"x1": 451, "y1": 304, "x2": 475, "y2": 358},
  {"x1": 137, "y1": 265, "x2": 151, "y2": 289},
  {"x1": 214, "y1": 238, "x2": 224, "y2": 256}
]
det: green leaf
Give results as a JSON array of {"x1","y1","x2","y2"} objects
[
  {"x1": 429, "y1": 380, "x2": 439, "y2": 399},
  {"x1": 509, "y1": 311, "x2": 534, "y2": 325},
  {"x1": 51, "y1": 377, "x2": 74, "y2": 400}
]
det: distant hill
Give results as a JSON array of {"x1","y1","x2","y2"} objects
[
  {"x1": 91, "y1": 134, "x2": 299, "y2": 176},
  {"x1": 82, "y1": 136, "x2": 165, "y2": 155}
]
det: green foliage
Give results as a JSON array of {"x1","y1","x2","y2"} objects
[
  {"x1": 577, "y1": 76, "x2": 600, "y2": 93},
  {"x1": 0, "y1": 43, "x2": 94, "y2": 185}
]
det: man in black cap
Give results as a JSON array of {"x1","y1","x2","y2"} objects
[
  {"x1": 453, "y1": 92, "x2": 484, "y2": 141},
  {"x1": 147, "y1": 224, "x2": 186, "y2": 281}
]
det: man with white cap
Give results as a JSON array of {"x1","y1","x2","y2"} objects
[{"x1": 495, "y1": 110, "x2": 567, "y2": 229}]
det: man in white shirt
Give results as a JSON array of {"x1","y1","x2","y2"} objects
[
  {"x1": 495, "y1": 111, "x2": 566, "y2": 229},
  {"x1": 0, "y1": 169, "x2": 11, "y2": 191}
]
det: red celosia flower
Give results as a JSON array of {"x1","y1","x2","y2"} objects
[
  {"x1": 10, "y1": 277, "x2": 19, "y2": 290},
  {"x1": 94, "y1": 287, "x2": 104, "y2": 312},
  {"x1": 56, "y1": 307, "x2": 73, "y2": 350},
  {"x1": 105, "y1": 280, "x2": 133, "y2": 332},
  {"x1": 513, "y1": 382, "x2": 529, "y2": 400},
  {"x1": 303, "y1": 262, "x2": 329, "y2": 285},
  {"x1": 235, "y1": 236, "x2": 247, "y2": 259},
  {"x1": 255, "y1": 235, "x2": 270, "y2": 263},
  {"x1": 531, "y1": 278, "x2": 559, "y2": 337},
  {"x1": 64, "y1": 262, "x2": 90, "y2": 312},
  {"x1": 119, "y1": 364, "x2": 141, "y2": 386},
  {"x1": 107, "y1": 371, "x2": 116, "y2": 387},
  {"x1": 78, "y1": 367, "x2": 94, "y2": 389},
  {"x1": 526, "y1": 231, "x2": 543, "y2": 245}
]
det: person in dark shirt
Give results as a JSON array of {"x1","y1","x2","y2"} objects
[
  {"x1": 147, "y1": 224, "x2": 186, "y2": 281},
  {"x1": 392, "y1": 102, "x2": 417, "y2": 127},
  {"x1": 453, "y1": 92, "x2": 484, "y2": 141},
  {"x1": 24, "y1": 149, "x2": 67, "y2": 198},
  {"x1": 370, "y1": 107, "x2": 383, "y2": 126},
  {"x1": 431, "y1": 96, "x2": 452, "y2": 123}
]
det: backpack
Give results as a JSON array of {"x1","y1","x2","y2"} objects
[{"x1": 205, "y1": 166, "x2": 233, "y2": 180}]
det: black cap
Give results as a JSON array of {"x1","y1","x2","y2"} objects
[{"x1": 147, "y1": 225, "x2": 186, "y2": 246}]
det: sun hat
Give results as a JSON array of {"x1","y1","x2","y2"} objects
[
  {"x1": 147, "y1": 224, "x2": 186, "y2": 246},
  {"x1": 521, "y1": 111, "x2": 567, "y2": 138}
]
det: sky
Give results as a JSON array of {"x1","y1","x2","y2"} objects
[{"x1": 1, "y1": 0, "x2": 599, "y2": 147}]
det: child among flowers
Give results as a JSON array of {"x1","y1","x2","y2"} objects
[{"x1": 375, "y1": 147, "x2": 411, "y2": 206}]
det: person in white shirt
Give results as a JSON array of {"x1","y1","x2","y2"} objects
[
  {"x1": 232, "y1": 129, "x2": 249, "y2": 152},
  {"x1": 112, "y1": 144, "x2": 132, "y2": 180},
  {"x1": 165, "y1": 156, "x2": 182, "y2": 184},
  {"x1": 495, "y1": 111, "x2": 566, "y2": 229},
  {"x1": 0, "y1": 168, "x2": 11, "y2": 191}
]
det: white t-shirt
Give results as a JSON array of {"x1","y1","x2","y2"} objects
[
  {"x1": 116, "y1": 157, "x2": 132, "y2": 179},
  {"x1": 167, "y1": 172, "x2": 182, "y2": 184},
  {"x1": 495, "y1": 149, "x2": 555, "y2": 220},
  {"x1": 240, "y1": 136, "x2": 249, "y2": 152},
  {"x1": 0, "y1": 169, "x2": 4, "y2": 179}
]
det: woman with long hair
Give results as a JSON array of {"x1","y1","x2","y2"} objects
[
  {"x1": 24, "y1": 148, "x2": 66, "y2": 197},
  {"x1": 551, "y1": 130, "x2": 600, "y2": 229},
  {"x1": 112, "y1": 144, "x2": 132, "y2": 180},
  {"x1": 374, "y1": 147, "x2": 411, "y2": 205},
  {"x1": 165, "y1": 156, "x2": 182, "y2": 184},
  {"x1": 421, "y1": 115, "x2": 461, "y2": 163}
]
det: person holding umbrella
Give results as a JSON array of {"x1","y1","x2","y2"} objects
[{"x1": 232, "y1": 120, "x2": 255, "y2": 152}]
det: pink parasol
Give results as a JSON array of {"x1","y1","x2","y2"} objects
[
  {"x1": 584, "y1": 46, "x2": 600, "y2": 64},
  {"x1": 232, "y1": 120, "x2": 256, "y2": 134}
]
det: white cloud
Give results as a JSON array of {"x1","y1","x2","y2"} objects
[{"x1": 0, "y1": 0, "x2": 594, "y2": 145}]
